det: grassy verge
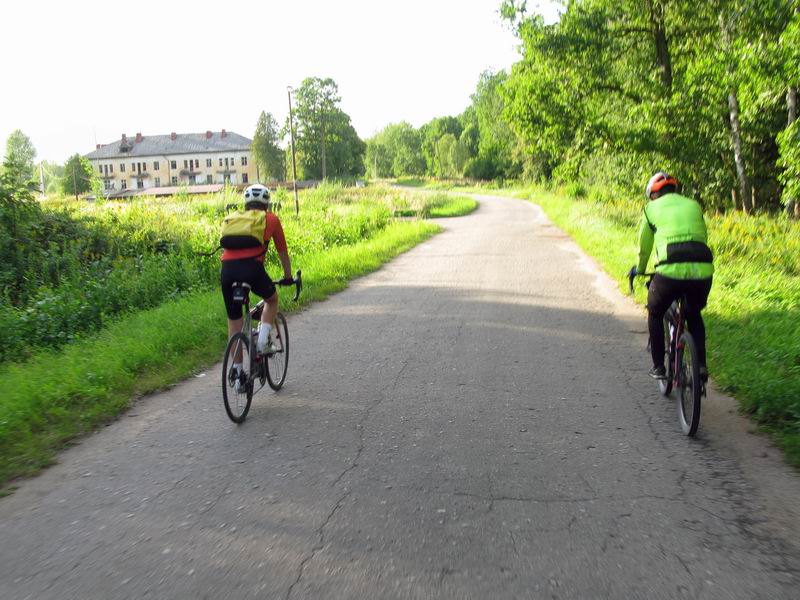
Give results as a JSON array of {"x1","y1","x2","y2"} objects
[
  {"x1": 392, "y1": 193, "x2": 478, "y2": 218},
  {"x1": 517, "y1": 186, "x2": 800, "y2": 465},
  {"x1": 428, "y1": 195, "x2": 479, "y2": 218},
  {"x1": 0, "y1": 220, "x2": 438, "y2": 489}
]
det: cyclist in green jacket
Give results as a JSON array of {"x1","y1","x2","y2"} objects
[{"x1": 633, "y1": 172, "x2": 714, "y2": 381}]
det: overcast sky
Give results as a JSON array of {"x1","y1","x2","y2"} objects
[{"x1": 0, "y1": 0, "x2": 560, "y2": 163}]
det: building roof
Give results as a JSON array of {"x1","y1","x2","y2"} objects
[{"x1": 85, "y1": 131, "x2": 252, "y2": 160}]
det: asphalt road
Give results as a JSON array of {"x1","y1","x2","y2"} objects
[{"x1": 1, "y1": 194, "x2": 799, "y2": 599}]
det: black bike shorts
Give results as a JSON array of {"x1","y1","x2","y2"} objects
[{"x1": 220, "y1": 259, "x2": 276, "y2": 319}]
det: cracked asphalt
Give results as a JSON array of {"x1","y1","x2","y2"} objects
[{"x1": 1, "y1": 194, "x2": 799, "y2": 599}]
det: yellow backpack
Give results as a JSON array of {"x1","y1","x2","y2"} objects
[{"x1": 220, "y1": 210, "x2": 266, "y2": 249}]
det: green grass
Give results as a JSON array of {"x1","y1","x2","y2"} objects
[
  {"x1": 513, "y1": 185, "x2": 800, "y2": 465},
  {"x1": 394, "y1": 177, "x2": 427, "y2": 187},
  {"x1": 427, "y1": 195, "x2": 479, "y2": 218},
  {"x1": 0, "y1": 219, "x2": 438, "y2": 489}
]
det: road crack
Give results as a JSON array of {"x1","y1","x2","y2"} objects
[{"x1": 285, "y1": 490, "x2": 351, "y2": 600}]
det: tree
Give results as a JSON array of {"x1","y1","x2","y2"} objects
[
  {"x1": 434, "y1": 133, "x2": 470, "y2": 178},
  {"x1": 252, "y1": 111, "x2": 285, "y2": 181},
  {"x1": 291, "y1": 77, "x2": 365, "y2": 179},
  {"x1": 3, "y1": 129, "x2": 37, "y2": 186},
  {"x1": 61, "y1": 154, "x2": 94, "y2": 197},
  {"x1": 420, "y1": 116, "x2": 462, "y2": 176},
  {"x1": 778, "y1": 5, "x2": 800, "y2": 216},
  {"x1": 365, "y1": 122, "x2": 426, "y2": 178},
  {"x1": 365, "y1": 138, "x2": 391, "y2": 179}
]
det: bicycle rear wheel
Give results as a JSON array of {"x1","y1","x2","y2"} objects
[
  {"x1": 222, "y1": 332, "x2": 253, "y2": 423},
  {"x1": 676, "y1": 331, "x2": 701, "y2": 436},
  {"x1": 658, "y1": 314, "x2": 674, "y2": 396},
  {"x1": 266, "y1": 312, "x2": 289, "y2": 391}
]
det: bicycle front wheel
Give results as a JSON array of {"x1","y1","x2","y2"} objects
[
  {"x1": 676, "y1": 331, "x2": 701, "y2": 436},
  {"x1": 222, "y1": 332, "x2": 253, "y2": 423},
  {"x1": 266, "y1": 312, "x2": 289, "y2": 391}
]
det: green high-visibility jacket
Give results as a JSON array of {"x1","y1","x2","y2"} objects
[{"x1": 637, "y1": 193, "x2": 714, "y2": 280}]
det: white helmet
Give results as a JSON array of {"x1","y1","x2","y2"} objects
[
  {"x1": 244, "y1": 184, "x2": 271, "y2": 207},
  {"x1": 645, "y1": 172, "x2": 678, "y2": 200}
]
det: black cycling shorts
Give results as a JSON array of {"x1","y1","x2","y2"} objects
[{"x1": 220, "y1": 259, "x2": 276, "y2": 319}]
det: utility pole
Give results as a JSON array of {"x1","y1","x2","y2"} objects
[{"x1": 287, "y1": 86, "x2": 299, "y2": 216}]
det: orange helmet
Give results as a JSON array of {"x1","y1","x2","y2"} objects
[{"x1": 645, "y1": 172, "x2": 678, "y2": 199}]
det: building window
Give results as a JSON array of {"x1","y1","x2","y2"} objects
[
  {"x1": 170, "y1": 160, "x2": 176, "y2": 169},
  {"x1": 206, "y1": 174, "x2": 213, "y2": 184},
  {"x1": 153, "y1": 161, "x2": 159, "y2": 170},
  {"x1": 171, "y1": 176, "x2": 178, "y2": 185},
  {"x1": 131, "y1": 163, "x2": 135, "y2": 172},
  {"x1": 137, "y1": 179, "x2": 144, "y2": 189},
  {"x1": 189, "y1": 175, "x2": 196, "y2": 184},
  {"x1": 242, "y1": 173, "x2": 248, "y2": 183},
  {"x1": 154, "y1": 177, "x2": 161, "y2": 187},
  {"x1": 219, "y1": 158, "x2": 223, "y2": 167},
  {"x1": 241, "y1": 157, "x2": 247, "y2": 166},
  {"x1": 224, "y1": 157, "x2": 229, "y2": 167},
  {"x1": 120, "y1": 163, "x2": 125, "y2": 172},
  {"x1": 194, "y1": 159, "x2": 199, "y2": 169},
  {"x1": 206, "y1": 158, "x2": 212, "y2": 167},
  {"x1": 110, "y1": 164, "x2": 113, "y2": 173},
  {"x1": 121, "y1": 180, "x2": 127, "y2": 190},
  {"x1": 183, "y1": 159, "x2": 188, "y2": 169}
]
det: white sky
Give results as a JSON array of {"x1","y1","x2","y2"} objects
[{"x1": 0, "y1": 0, "x2": 561, "y2": 163}]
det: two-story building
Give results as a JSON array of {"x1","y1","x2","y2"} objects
[{"x1": 85, "y1": 130, "x2": 258, "y2": 194}]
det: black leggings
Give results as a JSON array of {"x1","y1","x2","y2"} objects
[{"x1": 647, "y1": 274, "x2": 713, "y2": 368}]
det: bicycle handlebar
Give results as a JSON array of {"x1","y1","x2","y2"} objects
[
  {"x1": 275, "y1": 269, "x2": 303, "y2": 302},
  {"x1": 628, "y1": 268, "x2": 656, "y2": 295}
]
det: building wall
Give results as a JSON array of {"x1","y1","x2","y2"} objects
[{"x1": 89, "y1": 149, "x2": 257, "y2": 191}]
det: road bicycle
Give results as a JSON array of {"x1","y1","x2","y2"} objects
[
  {"x1": 629, "y1": 271, "x2": 705, "y2": 436},
  {"x1": 222, "y1": 270, "x2": 302, "y2": 424}
]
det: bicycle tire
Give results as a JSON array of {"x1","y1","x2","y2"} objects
[
  {"x1": 676, "y1": 331, "x2": 702, "y2": 436},
  {"x1": 222, "y1": 332, "x2": 254, "y2": 423},
  {"x1": 266, "y1": 312, "x2": 289, "y2": 391},
  {"x1": 658, "y1": 314, "x2": 673, "y2": 396}
]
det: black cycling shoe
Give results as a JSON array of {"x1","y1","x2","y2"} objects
[
  {"x1": 648, "y1": 365, "x2": 667, "y2": 380},
  {"x1": 699, "y1": 366, "x2": 709, "y2": 382}
]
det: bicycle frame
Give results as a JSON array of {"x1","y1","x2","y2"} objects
[{"x1": 665, "y1": 298, "x2": 685, "y2": 388}]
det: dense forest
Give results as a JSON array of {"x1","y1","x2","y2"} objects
[{"x1": 367, "y1": 0, "x2": 800, "y2": 215}]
